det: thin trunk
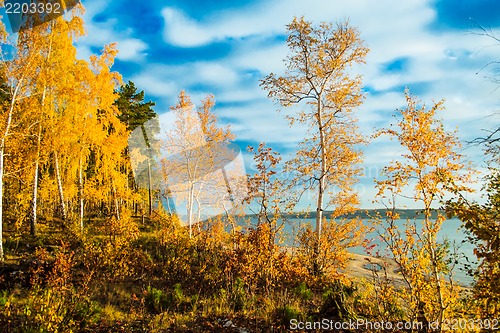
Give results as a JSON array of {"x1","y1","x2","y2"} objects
[
  {"x1": 54, "y1": 151, "x2": 67, "y2": 220},
  {"x1": 0, "y1": 148, "x2": 5, "y2": 261},
  {"x1": 0, "y1": 84, "x2": 20, "y2": 261},
  {"x1": 30, "y1": 111, "x2": 43, "y2": 235},
  {"x1": 195, "y1": 196, "x2": 202, "y2": 224},
  {"x1": 193, "y1": 177, "x2": 208, "y2": 224},
  {"x1": 315, "y1": 98, "x2": 327, "y2": 274},
  {"x1": 31, "y1": 25, "x2": 53, "y2": 236},
  {"x1": 431, "y1": 245, "x2": 444, "y2": 332},
  {"x1": 29, "y1": 111, "x2": 45, "y2": 235},
  {"x1": 187, "y1": 183, "x2": 194, "y2": 238},
  {"x1": 147, "y1": 157, "x2": 152, "y2": 216},
  {"x1": 111, "y1": 178, "x2": 120, "y2": 220},
  {"x1": 124, "y1": 162, "x2": 129, "y2": 210},
  {"x1": 222, "y1": 201, "x2": 237, "y2": 250},
  {"x1": 30, "y1": 92, "x2": 46, "y2": 235},
  {"x1": 30, "y1": 154, "x2": 40, "y2": 235},
  {"x1": 78, "y1": 155, "x2": 84, "y2": 230},
  {"x1": 425, "y1": 211, "x2": 445, "y2": 331},
  {"x1": 134, "y1": 179, "x2": 138, "y2": 215},
  {"x1": 141, "y1": 125, "x2": 153, "y2": 216}
]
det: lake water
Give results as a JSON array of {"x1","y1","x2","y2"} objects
[{"x1": 247, "y1": 217, "x2": 476, "y2": 286}]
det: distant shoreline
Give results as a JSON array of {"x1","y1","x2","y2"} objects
[{"x1": 246, "y1": 208, "x2": 450, "y2": 220}]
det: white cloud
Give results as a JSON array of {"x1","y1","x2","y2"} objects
[
  {"x1": 116, "y1": 38, "x2": 148, "y2": 61},
  {"x1": 161, "y1": 8, "x2": 214, "y2": 47},
  {"x1": 130, "y1": 70, "x2": 178, "y2": 98},
  {"x1": 161, "y1": 1, "x2": 287, "y2": 47},
  {"x1": 195, "y1": 62, "x2": 239, "y2": 86},
  {"x1": 161, "y1": 0, "x2": 434, "y2": 48},
  {"x1": 75, "y1": 1, "x2": 149, "y2": 62},
  {"x1": 215, "y1": 85, "x2": 263, "y2": 104},
  {"x1": 230, "y1": 42, "x2": 288, "y2": 74},
  {"x1": 217, "y1": 101, "x2": 306, "y2": 144},
  {"x1": 129, "y1": 61, "x2": 240, "y2": 105}
]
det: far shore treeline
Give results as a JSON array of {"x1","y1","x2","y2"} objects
[{"x1": 247, "y1": 209, "x2": 449, "y2": 220}]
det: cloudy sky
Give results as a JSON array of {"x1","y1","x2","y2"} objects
[{"x1": 74, "y1": 0, "x2": 499, "y2": 209}]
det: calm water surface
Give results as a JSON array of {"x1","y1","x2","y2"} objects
[{"x1": 247, "y1": 217, "x2": 476, "y2": 286}]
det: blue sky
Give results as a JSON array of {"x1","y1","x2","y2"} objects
[{"x1": 75, "y1": 0, "x2": 498, "y2": 208}]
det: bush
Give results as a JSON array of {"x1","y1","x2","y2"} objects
[
  {"x1": 145, "y1": 286, "x2": 169, "y2": 314},
  {"x1": 294, "y1": 282, "x2": 312, "y2": 301},
  {"x1": 0, "y1": 290, "x2": 9, "y2": 307},
  {"x1": 231, "y1": 277, "x2": 247, "y2": 311},
  {"x1": 19, "y1": 287, "x2": 101, "y2": 333},
  {"x1": 320, "y1": 280, "x2": 357, "y2": 320},
  {"x1": 274, "y1": 305, "x2": 303, "y2": 327},
  {"x1": 145, "y1": 283, "x2": 193, "y2": 314}
]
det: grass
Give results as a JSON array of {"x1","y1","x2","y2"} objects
[{"x1": 0, "y1": 213, "x2": 470, "y2": 332}]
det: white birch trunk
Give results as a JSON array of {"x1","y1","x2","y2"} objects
[
  {"x1": 187, "y1": 183, "x2": 194, "y2": 238},
  {"x1": 112, "y1": 178, "x2": 120, "y2": 221},
  {"x1": 30, "y1": 98, "x2": 45, "y2": 235},
  {"x1": 0, "y1": 84, "x2": 21, "y2": 261},
  {"x1": 54, "y1": 151, "x2": 67, "y2": 220},
  {"x1": 30, "y1": 152, "x2": 40, "y2": 235},
  {"x1": 78, "y1": 155, "x2": 84, "y2": 230},
  {"x1": 147, "y1": 157, "x2": 152, "y2": 216},
  {"x1": 30, "y1": 27, "x2": 52, "y2": 236},
  {"x1": 315, "y1": 98, "x2": 327, "y2": 273}
]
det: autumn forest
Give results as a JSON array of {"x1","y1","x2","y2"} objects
[{"x1": 0, "y1": 2, "x2": 499, "y2": 333}]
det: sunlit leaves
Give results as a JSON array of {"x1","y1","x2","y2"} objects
[
  {"x1": 161, "y1": 91, "x2": 239, "y2": 237},
  {"x1": 448, "y1": 168, "x2": 500, "y2": 318},
  {"x1": 261, "y1": 18, "x2": 368, "y2": 274},
  {"x1": 373, "y1": 90, "x2": 473, "y2": 328}
]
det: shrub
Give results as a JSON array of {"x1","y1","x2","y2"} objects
[
  {"x1": 145, "y1": 286, "x2": 169, "y2": 314},
  {"x1": 320, "y1": 280, "x2": 357, "y2": 320},
  {"x1": 231, "y1": 277, "x2": 247, "y2": 311},
  {"x1": 294, "y1": 282, "x2": 312, "y2": 301},
  {"x1": 19, "y1": 287, "x2": 101, "y2": 333},
  {"x1": 274, "y1": 305, "x2": 303, "y2": 327}
]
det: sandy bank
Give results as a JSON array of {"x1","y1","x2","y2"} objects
[{"x1": 344, "y1": 253, "x2": 405, "y2": 286}]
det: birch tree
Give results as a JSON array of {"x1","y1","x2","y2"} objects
[
  {"x1": 26, "y1": 14, "x2": 81, "y2": 232},
  {"x1": 0, "y1": 12, "x2": 43, "y2": 259},
  {"x1": 161, "y1": 91, "x2": 237, "y2": 237},
  {"x1": 261, "y1": 17, "x2": 368, "y2": 273},
  {"x1": 87, "y1": 44, "x2": 129, "y2": 221},
  {"x1": 374, "y1": 91, "x2": 473, "y2": 330}
]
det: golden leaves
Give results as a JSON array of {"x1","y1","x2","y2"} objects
[
  {"x1": 375, "y1": 90, "x2": 472, "y2": 206},
  {"x1": 372, "y1": 91, "x2": 472, "y2": 328}
]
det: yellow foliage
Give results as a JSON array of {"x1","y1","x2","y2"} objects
[
  {"x1": 297, "y1": 217, "x2": 367, "y2": 282},
  {"x1": 373, "y1": 90, "x2": 474, "y2": 329}
]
